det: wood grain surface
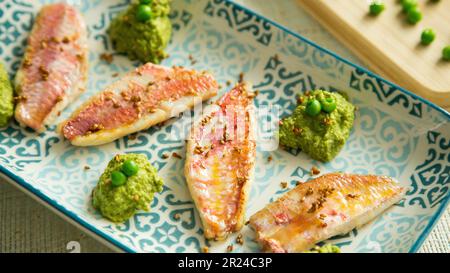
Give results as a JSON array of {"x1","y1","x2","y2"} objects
[{"x1": 297, "y1": 0, "x2": 450, "y2": 109}]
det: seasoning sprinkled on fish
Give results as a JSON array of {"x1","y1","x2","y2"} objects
[
  {"x1": 185, "y1": 82, "x2": 256, "y2": 240},
  {"x1": 14, "y1": 3, "x2": 88, "y2": 132},
  {"x1": 59, "y1": 63, "x2": 218, "y2": 146},
  {"x1": 249, "y1": 173, "x2": 406, "y2": 253}
]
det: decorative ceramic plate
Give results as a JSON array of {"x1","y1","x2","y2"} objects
[{"x1": 0, "y1": 0, "x2": 448, "y2": 253}]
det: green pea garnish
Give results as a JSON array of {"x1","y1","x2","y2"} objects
[
  {"x1": 305, "y1": 99, "x2": 322, "y2": 117},
  {"x1": 369, "y1": 2, "x2": 385, "y2": 16},
  {"x1": 321, "y1": 97, "x2": 337, "y2": 113},
  {"x1": 401, "y1": 0, "x2": 418, "y2": 13},
  {"x1": 136, "y1": 4, "x2": 152, "y2": 22},
  {"x1": 111, "y1": 171, "x2": 127, "y2": 187},
  {"x1": 443, "y1": 46, "x2": 450, "y2": 61},
  {"x1": 122, "y1": 159, "x2": 139, "y2": 176},
  {"x1": 406, "y1": 7, "x2": 422, "y2": 24},
  {"x1": 420, "y1": 29, "x2": 436, "y2": 45}
]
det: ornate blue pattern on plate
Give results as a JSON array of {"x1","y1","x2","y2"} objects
[{"x1": 0, "y1": 0, "x2": 448, "y2": 253}]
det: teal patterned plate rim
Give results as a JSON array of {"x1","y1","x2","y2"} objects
[{"x1": 0, "y1": 0, "x2": 449, "y2": 253}]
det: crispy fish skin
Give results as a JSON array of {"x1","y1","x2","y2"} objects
[
  {"x1": 249, "y1": 173, "x2": 406, "y2": 253},
  {"x1": 59, "y1": 64, "x2": 218, "y2": 146},
  {"x1": 14, "y1": 3, "x2": 88, "y2": 132},
  {"x1": 185, "y1": 82, "x2": 256, "y2": 240}
]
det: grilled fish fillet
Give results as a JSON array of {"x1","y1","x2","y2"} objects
[
  {"x1": 249, "y1": 173, "x2": 406, "y2": 253},
  {"x1": 14, "y1": 3, "x2": 88, "y2": 132},
  {"x1": 59, "y1": 64, "x2": 218, "y2": 146},
  {"x1": 185, "y1": 82, "x2": 256, "y2": 240}
]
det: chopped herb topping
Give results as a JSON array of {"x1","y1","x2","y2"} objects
[
  {"x1": 100, "y1": 53, "x2": 113, "y2": 64},
  {"x1": 172, "y1": 152, "x2": 182, "y2": 159},
  {"x1": 227, "y1": 245, "x2": 234, "y2": 252},
  {"x1": 114, "y1": 154, "x2": 121, "y2": 162},
  {"x1": 311, "y1": 166, "x2": 320, "y2": 175},
  {"x1": 14, "y1": 95, "x2": 27, "y2": 102},
  {"x1": 236, "y1": 234, "x2": 244, "y2": 245},
  {"x1": 238, "y1": 72, "x2": 244, "y2": 83},
  {"x1": 38, "y1": 66, "x2": 49, "y2": 81},
  {"x1": 88, "y1": 123, "x2": 104, "y2": 134},
  {"x1": 200, "y1": 115, "x2": 212, "y2": 126},
  {"x1": 308, "y1": 186, "x2": 335, "y2": 213},
  {"x1": 237, "y1": 177, "x2": 247, "y2": 185},
  {"x1": 346, "y1": 193, "x2": 359, "y2": 199},
  {"x1": 188, "y1": 54, "x2": 197, "y2": 65},
  {"x1": 293, "y1": 127, "x2": 303, "y2": 135},
  {"x1": 22, "y1": 57, "x2": 32, "y2": 67}
]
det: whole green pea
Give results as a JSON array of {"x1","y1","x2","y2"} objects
[
  {"x1": 420, "y1": 29, "x2": 436, "y2": 45},
  {"x1": 369, "y1": 2, "x2": 385, "y2": 16},
  {"x1": 111, "y1": 171, "x2": 127, "y2": 187},
  {"x1": 406, "y1": 7, "x2": 422, "y2": 24},
  {"x1": 305, "y1": 99, "x2": 322, "y2": 117},
  {"x1": 320, "y1": 97, "x2": 337, "y2": 113},
  {"x1": 401, "y1": 0, "x2": 418, "y2": 13},
  {"x1": 122, "y1": 159, "x2": 139, "y2": 176},
  {"x1": 136, "y1": 4, "x2": 152, "y2": 22},
  {"x1": 443, "y1": 46, "x2": 450, "y2": 61}
]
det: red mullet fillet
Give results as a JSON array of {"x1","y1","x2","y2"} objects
[
  {"x1": 185, "y1": 82, "x2": 256, "y2": 240},
  {"x1": 249, "y1": 173, "x2": 405, "y2": 252},
  {"x1": 60, "y1": 64, "x2": 218, "y2": 146},
  {"x1": 14, "y1": 3, "x2": 88, "y2": 132}
]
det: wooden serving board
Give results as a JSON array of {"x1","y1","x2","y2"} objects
[{"x1": 297, "y1": 0, "x2": 450, "y2": 110}]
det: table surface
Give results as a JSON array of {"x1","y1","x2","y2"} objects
[{"x1": 1, "y1": 0, "x2": 448, "y2": 253}]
